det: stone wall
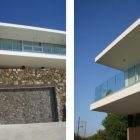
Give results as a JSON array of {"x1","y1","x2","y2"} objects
[
  {"x1": 0, "y1": 68, "x2": 66, "y2": 122},
  {"x1": 0, "y1": 87, "x2": 58, "y2": 124}
]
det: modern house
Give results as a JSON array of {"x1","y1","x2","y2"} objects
[
  {"x1": 90, "y1": 18, "x2": 140, "y2": 140},
  {"x1": 0, "y1": 22, "x2": 66, "y2": 124}
]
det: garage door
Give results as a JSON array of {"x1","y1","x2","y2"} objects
[{"x1": 0, "y1": 86, "x2": 58, "y2": 124}]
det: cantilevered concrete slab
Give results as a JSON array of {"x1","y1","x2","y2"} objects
[
  {"x1": 0, "y1": 22, "x2": 66, "y2": 45},
  {"x1": 0, "y1": 51, "x2": 65, "y2": 68},
  {"x1": 0, "y1": 122, "x2": 65, "y2": 140},
  {"x1": 95, "y1": 18, "x2": 140, "y2": 70},
  {"x1": 90, "y1": 82, "x2": 140, "y2": 115}
]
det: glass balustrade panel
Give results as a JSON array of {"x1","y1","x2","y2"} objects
[{"x1": 95, "y1": 64, "x2": 140, "y2": 101}]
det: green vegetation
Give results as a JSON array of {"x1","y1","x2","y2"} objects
[
  {"x1": 75, "y1": 113, "x2": 128, "y2": 140},
  {"x1": 102, "y1": 113, "x2": 128, "y2": 140}
]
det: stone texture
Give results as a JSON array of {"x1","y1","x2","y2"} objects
[
  {"x1": 0, "y1": 87, "x2": 58, "y2": 124},
  {"x1": 0, "y1": 68, "x2": 66, "y2": 122}
]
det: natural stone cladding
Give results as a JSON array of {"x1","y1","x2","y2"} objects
[
  {"x1": 0, "y1": 68, "x2": 66, "y2": 122},
  {"x1": 0, "y1": 87, "x2": 58, "y2": 124}
]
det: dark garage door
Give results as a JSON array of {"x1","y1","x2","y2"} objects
[{"x1": 0, "y1": 87, "x2": 58, "y2": 124}]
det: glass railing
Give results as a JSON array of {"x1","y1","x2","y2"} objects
[
  {"x1": 95, "y1": 63, "x2": 140, "y2": 101},
  {"x1": 0, "y1": 38, "x2": 66, "y2": 56}
]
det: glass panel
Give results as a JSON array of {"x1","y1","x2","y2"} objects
[
  {"x1": 33, "y1": 46, "x2": 42, "y2": 52},
  {"x1": 127, "y1": 66, "x2": 135, "y2": 86},
  {"x1": 53, "y1": 45, "x2": 66, "y2": 55},
  {"x1": 101, "y1": 82, "x2": 108, "y2": 98},
  {"x1": 62, "y1": 48, "x2": 66, "y2": 54},
  {"x1": 53, "y1": 45, "x2": 59, "y2": 53},
  {"x1": 95, "y1": 86, "x2": 101, "y2": 101},
  {"x1": 116, "y1": 72, "x2": 125, "y2": 91},
  {"x1": 1, "y1": 39, "x2": 12, "y2": 50},
  {"x1": 23, "y1": 45, "x2": 32, "y2": 52},
  {"x1": 136, "y1": 64, "x2": 140, "y2": 82},
  {"x1": 12, "y1": 40, "x2": 22, "y2": 51},
  {"x1": 95, "y1": 63, "x2": 140, "y2": 101},
  {"x1": 107, "y1": 77, "x2": 116, "y2": 95},
  {"x1": 43, "y1": 45, "x2": 52, "y2": 54},
  {"x1": 51, "y1": 46, "x2": 56, "y2": 54}
]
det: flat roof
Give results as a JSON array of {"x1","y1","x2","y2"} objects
[
  {"x1": 95, "y1": 18, "x2": 140, "y2": 70},
  {"x1": 0, "y1": 22, "x2": 66, "y2": 45}
]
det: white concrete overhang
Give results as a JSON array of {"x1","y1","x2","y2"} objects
[
  {"x1": 0, "y1": 22, "x2": 66, "y2": 45},
  {"x1": 90, "y1": 82, "x2": 140, "y2": 115},
  {"x1": 0, "y1": 51, "x2": 66, "y2": 68},
  {"x1": 95, "y1": 18, "x2": 140, "y2": 70}
]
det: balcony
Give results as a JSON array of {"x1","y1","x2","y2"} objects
[
  {"x1": 95, "y1": 63, "x2": 140, "y2": 102},
  {"x1": 91, "y1": 19, "x2": 140, "y2": 115},
  {"x1": 0, "y1": 38, "x2": 66, "y2": 68},
  {"x1": 0, "y1": 38, "x2": 66, "y2": 56}
]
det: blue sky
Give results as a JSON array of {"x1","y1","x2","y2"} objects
[
  {"x1": 75, "y1": 0, "x2": 140, "y2": 137},
  {"x1": 0, "y1": 0, "x2": 65, "y2": 30}
]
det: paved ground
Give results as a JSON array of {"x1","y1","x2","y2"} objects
[{"x1": 0, "y1": 122, "x2": 66, "y2": 140}]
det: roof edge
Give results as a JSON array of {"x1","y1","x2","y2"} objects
[
  {"x1": 0, "y1": 22, "x2": 66, "y2": 35},
  {"x1": 95, "y1": 18, "x2": 140, "y2": 63}
]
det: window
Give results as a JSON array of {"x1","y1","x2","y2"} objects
[
  {"x1": 12, "y1": 40, "x2": 22, "y2": 51},
  {"x1": 33, "y1": 46, "x2": 42, "y2": 52},
  {"x1": 135, "y1": 64, "x2": 140, "y2": 82},
  {"x1": 23, "y1": 46, "x2": 33, "y2": 52},
  {"x1": 1, "y1": 39, "x2": 12, "y2": 50},
  {"x1": 0, "y1": 38, "x2": 65, "y2": 55},
  {"x1": 32, "y1": 42, "x2": 42, "y2": 53},
  {"x1": 53, "y1": 44, "x2": 66, "y2": 55},
  {"x1": 23, "y1": 41, "x2": 33, "y2": 52},
  {"x1": 43, "y1": 44, "x2": 52, "y2": 54},
  {"x1": 127, "y1": 66, "x2": 135, "y2": 86}
]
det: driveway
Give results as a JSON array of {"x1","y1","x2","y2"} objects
[{"x1": 0, "y1": 122, "x2": 65, "y2": 140}]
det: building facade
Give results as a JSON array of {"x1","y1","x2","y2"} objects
[
  {"x1": 0, "y1": 22, "x2": 66, "y2": 123},
  {"x1": 90, "y1": 18, "x2": 140, "y2": 140}
]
